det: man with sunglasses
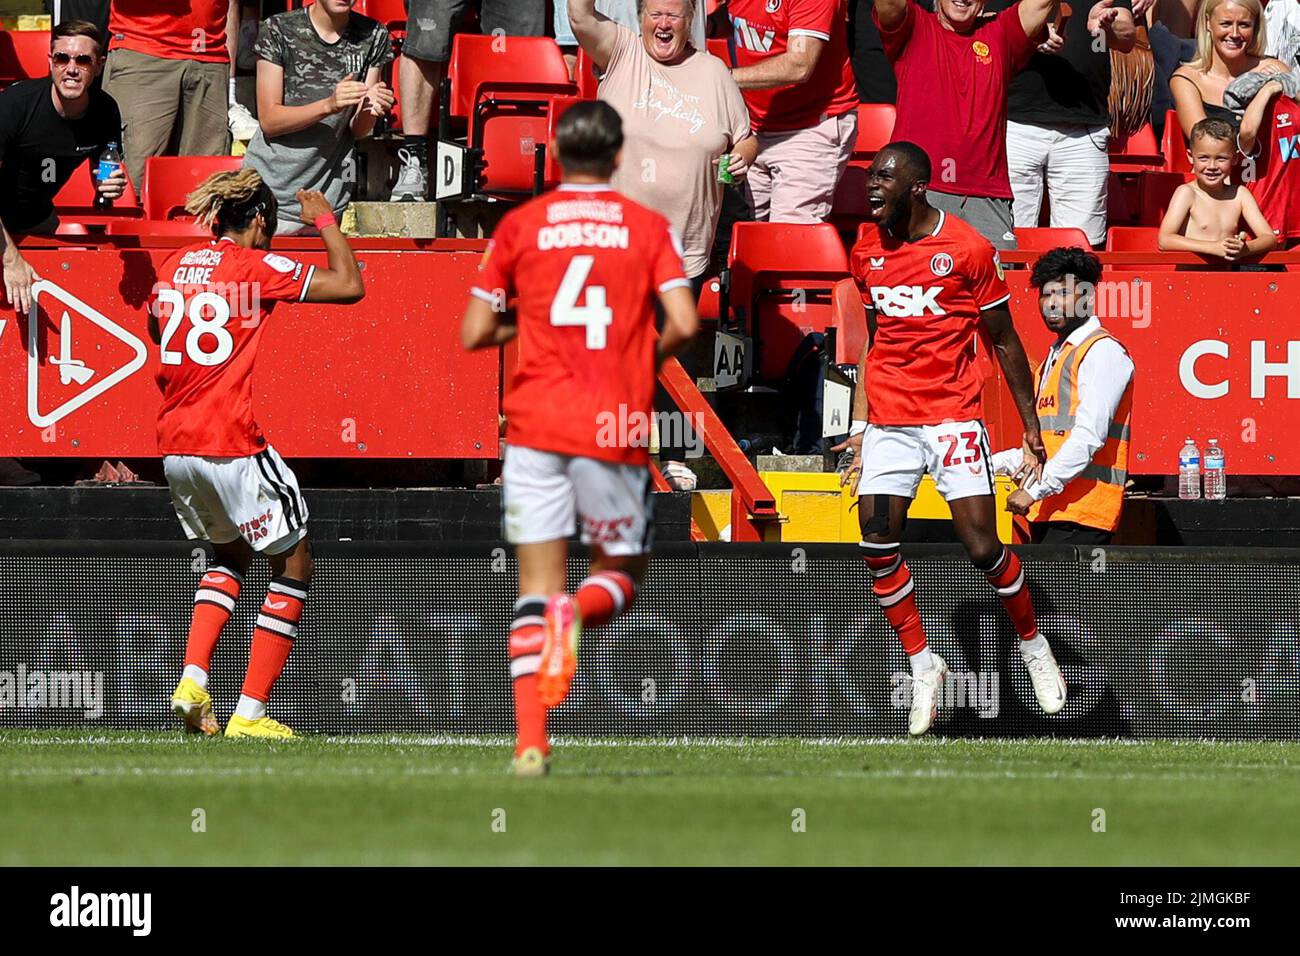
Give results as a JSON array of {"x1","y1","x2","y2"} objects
[{"x1": 0, "y1": 20, "x2": 124, "y2": 315}]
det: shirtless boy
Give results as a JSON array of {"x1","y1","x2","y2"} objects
[{"x1": 1158, "y1": 118, "x2": 1277, "y2": 261}]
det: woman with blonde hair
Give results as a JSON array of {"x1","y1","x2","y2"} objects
[{"x1": 1170, "y1": 0, "x2": 1290, "y2": 139}]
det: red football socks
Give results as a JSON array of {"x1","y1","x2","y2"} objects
[
  {"x1": 573, "y1": 570, "x2": 636, "y2": 628},
  {"x1": 981, "y1": 546, "x2": 1038, "y2": 640},
  {"x1": 861, "y1": 542, "x2": 928, "y2": 655},
  {"x1": 241, "y1": 576, "x2": 307, "y2": 703},
  {"x1": 509, "y1": 595, "x2": 549, "y2": 756},
  {"x1": 184, "y1": 564, "x2": 243, "y2": 675}
]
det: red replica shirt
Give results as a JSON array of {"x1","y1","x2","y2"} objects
[
  {"x1": 877, "y1": 4, "x2": 1036, "y2": 199},
  {"x1": 850, "y1": 210, "x2": 1010, "y2": 425},
  {"x1": 727, "y1": 0, "x2": 858, "y2": 133},
  {"x1": 1246, "y1": 94, "x2": 1300, "y2": 243},
  {"x1": 151, "y1": 239, "x2": 315, "y2": 456},
  {"x1": 109, "y1": 0, "x2": 230, "y2": 63},
  {"x1": 473, "y1": 184, "x2": 689, "y2": 466}
]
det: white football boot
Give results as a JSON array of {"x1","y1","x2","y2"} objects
[
  {"x1": 908, "y1": 653, "x2": 949, "y2": 737},
  {"x1": 1023, "y1": 641, "x2": 1067, "y2": 715}
]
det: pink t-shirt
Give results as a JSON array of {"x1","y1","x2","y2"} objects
[
  {"x1": 600, "y1": 26, "x2": 752, "y2": 277},
  {"x1": 877, "y1": 4, "x2": 1036, "y2": 199}
]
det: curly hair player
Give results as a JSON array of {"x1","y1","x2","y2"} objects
[{"x1": 151, "y1": 170, "x2": 364, "y2": 739}]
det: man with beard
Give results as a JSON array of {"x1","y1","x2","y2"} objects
[{"x1": 995, "y1": 246, "x2": 1135, "y2": 545}]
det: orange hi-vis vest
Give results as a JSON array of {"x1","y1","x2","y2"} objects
[{"x1": 1027, "y1": 329, "x2": 1133, "y2": 533}]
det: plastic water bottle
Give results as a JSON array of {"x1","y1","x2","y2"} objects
[
  {"x1": 94, "y1": 141, "x2": 122, "y2": 211},
  {"x1": 1178, "y1": 437, "x2": 1201, "y2": 500},
  {"x1": 1203, "y1": 439, "x2": 1226, "y2": 499}
]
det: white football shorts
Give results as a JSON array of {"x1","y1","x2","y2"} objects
[
  {"x1": 859, "y1": 419, "x2": 996, "y2": 502},
  {"x1": 502, "y1": 444, "x2": 653, "y2": 556},
  {"x1": 163, "y1": 444, "x2": 309, "y2": 555}
]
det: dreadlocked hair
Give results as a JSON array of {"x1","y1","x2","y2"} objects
[{"x1": 184, "y1": 168, "x2": 275, "y2": 236}]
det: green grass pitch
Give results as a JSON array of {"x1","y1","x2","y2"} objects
[{"x1": 1, "y1": 731, "x2": 1297, "y2": 865}]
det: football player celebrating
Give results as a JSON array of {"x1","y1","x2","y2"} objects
[
  {"x1": 152, "y1": 170, "x2": 364, "y2": 739},
  {"x1": 836, "y1": 141, "x2": 1067, "y2": 736},
  {"x1": 461, "y1": 101, "x2": 698, "y2": 776}
]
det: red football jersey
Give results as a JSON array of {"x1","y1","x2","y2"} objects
[
  {"x1": 109, "y1": 0, "x2": 230, "y2": 64},
  {"x1": 151, "y1": 238, "x2": 315, "y2": 456},
  {"x1": 472, "y1": 183, "x2": 689, "y2": 466},
  {"x1": 1246, "y1": 94, "x2": 1300, "y2": 243},
  {"x1": 727, "y1": 0, "x2": 858, "y2": 133},
  {"x1": 850, "y1": 210, "x2": 1010, "y2": 425}
]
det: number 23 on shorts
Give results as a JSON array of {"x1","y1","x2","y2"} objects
[{"x1": 938, "y1": 430, "x2": 982, "y2": 468}]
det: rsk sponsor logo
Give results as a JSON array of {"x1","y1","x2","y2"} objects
[{"x1": 869, "y1": 285, "x2": 945, "y2": 317}]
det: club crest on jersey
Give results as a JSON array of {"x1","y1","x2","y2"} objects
[
  {"x1": 929, "y1": 252, "x2": 954, "y2": 277},
  {"x1": 261, "y1": 253, "x2": 298, "y2": 276},
  {"x1": 869, "y1": 256, "x2": 886, "y2": 270},
  {"x1": 869, "y1": 285, "x2": 945, "y2": 317}
]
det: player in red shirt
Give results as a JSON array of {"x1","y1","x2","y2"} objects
[
  {"x1": 151, "y1": 169, "x2": 364, "y2": 739},
  {"x1": 836, "y1": 141, "x2": 1067, "y2": 735},
  {"x1": 461, "y1": 101, "x2": 699, "y2": 776}
]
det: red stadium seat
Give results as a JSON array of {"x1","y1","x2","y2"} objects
[
  {"x1": 576, "y1": 46, "x2": 600, "y2": 98},
  {"x1": 852, "y1": 103, "x2": 895, "y2": 161},
  {"x1": 446, "y1": 34, "x2": 574, "y2": 121},
  {"x1": 1106, "y1": 226, "x2": 1160, "y2": 249},
  {"x1": 1161, "y1": 110, "x2": 1191, "y2": 173},
  {"x1": 697, "y1": 274, "x2": 723, "y2": 324},
  {"x1": 1109, "y1": 122, "x2": 1164, "y2": 172},
  {"x1": 829, "y1": 277, "x2": 867, "y2": 365},
  {"x1": 1138, "y1": 170, "x2": 1190, "y2": 227},
  {"x1": 443, "y1": 35, "x2": 576, "y2": 195},
  {"x1": 706, "y1": 38, "x2": 733, "y2": 66},
  {"x1": 540, "y1": 95, "x2": 583, "y2": 189},
  {"x1": 141, "y1": 156, "x2": 243, "y2": 221},
  {"x1": 355, "y1": 0, "x2": 406, "y2": 26},
  {"x1": 105, "y1": 219, "x2": 212, "y2": 238},
  {"x1": 727, "y1": 222, "x2": 850, "y2": 380},
  {"x1": 1106, "y1": 225, "x2": 1175, "y2": 271},
  {"x1": 1013, "y1": 227, "x2": 1093, "y2": 251},
  {"x1": 0, "y1": 30, "x2": 50, "y2": 88},
  {"x1": 830, "y1": 160, "x2": 870, "y2": 237},
  {"x1": 52, "y1": 159, "x2": 141, "y2": 215}
]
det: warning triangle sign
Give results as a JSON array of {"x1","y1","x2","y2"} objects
[{"x1": 27, "y1": 280, "x2": 148, "y2": 428}]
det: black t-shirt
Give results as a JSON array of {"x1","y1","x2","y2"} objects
[
  {"x1": 986, "y1": 0, "x2": 1133, "y2": 128},
  {"x1": 0, "y1": 78, "x2": 123, "y2": 233},
  {"x1": 848, "y1": 0, "x2": 897, "y2": 104}
]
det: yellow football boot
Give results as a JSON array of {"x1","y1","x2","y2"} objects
[
  {"x1": 224, "y1": 714, "x2": 297, "y2": 739},
  {"x1": 171, "y1": 677, "x2": 220, "y2": 736},
  {"x1": 511, "y1": 746, "x2": 550, "y2": 778}
]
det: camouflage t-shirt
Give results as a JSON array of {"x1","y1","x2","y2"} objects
[{"x1": 242, "y1": 8, "x2": 393, "y2": 225}]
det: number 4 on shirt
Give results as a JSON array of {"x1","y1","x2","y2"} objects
[{"x1": 551, "y1": 255, "x2": 613, "y2": 350}]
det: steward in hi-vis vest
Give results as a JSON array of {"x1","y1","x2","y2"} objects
[{"x1": 995, "y1": 248, "x2": 1135, "y2": 545}]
